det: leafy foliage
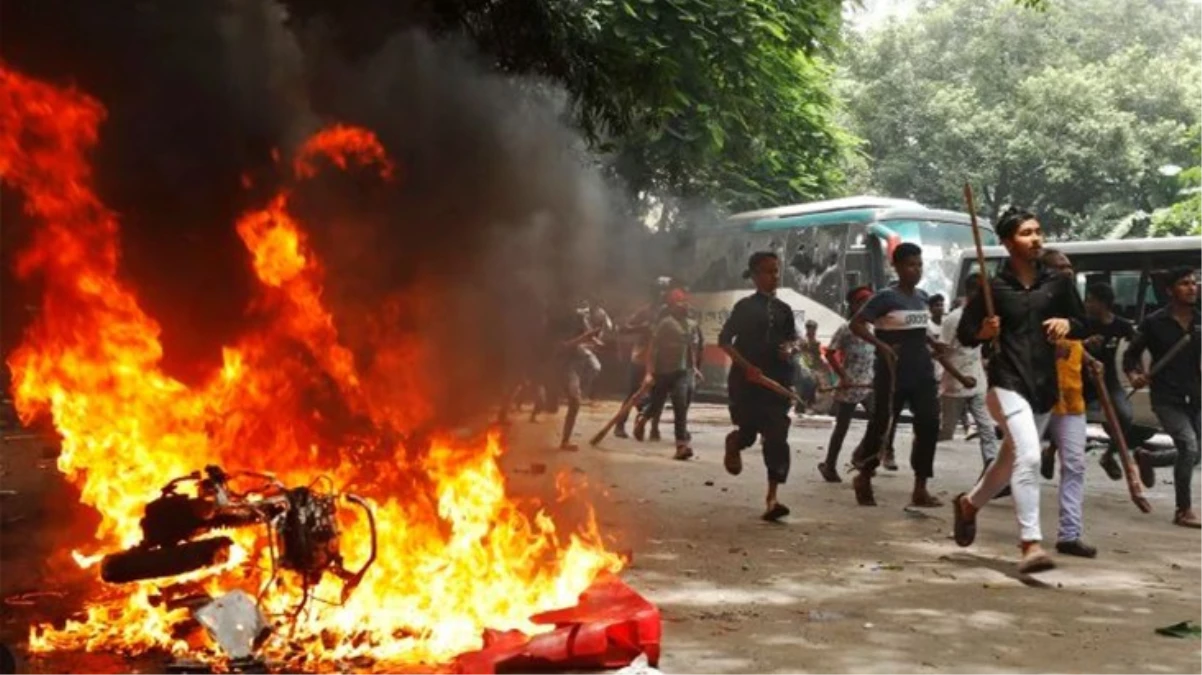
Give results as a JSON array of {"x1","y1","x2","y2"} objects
[
  {"x1": 840, "y1": 0, "x2": 1201, "y2": 238},
  {"x1": 280, "y1": 0, "x2": 855, "y2": 227}
]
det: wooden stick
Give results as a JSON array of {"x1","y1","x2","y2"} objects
[
  {"x1": 589, "y1": 380, "x2": 653, "y2": 447},
  {"x1": 963, "y1": 183, "x2": 996, "y2": 318},
  {"x1": 750, "y1": 372, "x2": 802, "y2": 405},
  {"x1": 1126, "y1": 332, "x2": 1193, "y2": 400},
  {"x1": 1087, "y1": 354, "x2": 1152, "y2": 514}
]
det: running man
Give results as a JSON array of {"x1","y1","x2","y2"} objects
[
  {"x1": 719, "y1": 251, "x2": 799, "y2": 522},
  {"x1": 951, "y1": 207, "x2": 1087, "y2": 574},
  {"x1": 818, "y1": 286, "x2": 876, "y2": 483},
  {"x1": 848, "y1": 243, "x2": 967, "y2": 508},
  {"x1": 1123, "y1": 266, "x2": 1201, "y2": 528}
]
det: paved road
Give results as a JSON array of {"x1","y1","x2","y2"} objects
[{"x1": 2, "y1": 403, "x2": 1199, "y2": 673}]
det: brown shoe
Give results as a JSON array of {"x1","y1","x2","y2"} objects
[
  {"x1": 1017, "y1": 543, "x2": 1056, "y2": 574},
  {"x1": 673, "y1": 444, "x2": 694, "y2": 461},
  {"x1": 853, "y1": 472, "x2": 876, "y2": 506},
  {"x1": 1174, "y1": 509, "x2": 1202, "y2": 529}
]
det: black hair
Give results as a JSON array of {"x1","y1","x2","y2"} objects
[
  {"x1": 1085, "y1": 282, "x2": 1115, "y2": 309},
  {"x1": 928, "y1": 293, "x2": 945, "y2": 306},
  {"x1": 742, "y1": 251, "x2": 779, "y2": 279},
  {"x1": 996, "y1": 205, "x2": 1037, "y2": 240},
  {"x1": 891, "y1": 242, "x2": 922, "y2": 265},
  {"x1": 1163, "y1": 266, "x2": 1196, "y2": 289}
]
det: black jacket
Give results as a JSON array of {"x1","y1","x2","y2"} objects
[
  {"x1": 719, "y1": 291, "x2": 799, "y2": 391},
  {"x1": 1122, "y1": 307, "x2": 1201, "y2": 409},
  {"x1": 957, "y1": 261, "x2": 1086, "y2": 414}
]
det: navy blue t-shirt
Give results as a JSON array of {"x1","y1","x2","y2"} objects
[{"x1": 857, "y1": 286, "x2": 935, "y2": 384}]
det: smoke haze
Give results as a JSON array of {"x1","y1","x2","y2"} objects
[{"x1": 1, "y1": 0, "x2": 633, "y2": 430}]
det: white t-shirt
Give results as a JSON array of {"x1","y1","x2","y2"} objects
[{"x1": 939, "y1": 307, "x2": 986, "y2": 398}]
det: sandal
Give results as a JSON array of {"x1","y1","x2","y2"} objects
[
  {"x1": 910, "y1": 492, "x2": 944, "y2": 508},
  {"x1": 723, "y1": 431, "x2": 743, "y2": 476},
  {"x1": 952, "y1": 493, "x2": 976, "y2": 547},
  {"x1": 817, "y1": 462, "x2": 842, "y2": 483},
  {"x1": 762, "y1": 503, "x2": 790, "y2": 522},
  {"x1": 1017, "y1": 545, "x2": 1056, "y2": 574}
]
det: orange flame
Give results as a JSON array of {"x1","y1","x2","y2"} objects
[{"x1": 2, "y1": 65, "x2": 622, "y2": 668}]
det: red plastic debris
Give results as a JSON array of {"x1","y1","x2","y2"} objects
[{"x1": 452, "y1": 574, "x2": 661, "y2": 674}]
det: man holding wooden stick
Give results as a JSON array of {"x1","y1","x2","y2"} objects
[
  {"x1": 1122, "y1": 266, "x2": 1201, "y2": 528},
  {"x1": 847, "y1": 243, "x2": 970, "y2": 508},
  {"x1": 718, "y1": 251, "x2": 799, "y2": 522},
  {"x1": 951, "y1": 205, "x2": 1087, "y2": 574}
]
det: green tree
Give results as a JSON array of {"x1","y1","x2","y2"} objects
[
  {"x1": 280, "y1": 0, "x2": 856, "y2": 227},
  {"x1": 840, "y1": 0, "x2": 1201, "y2": 238}
]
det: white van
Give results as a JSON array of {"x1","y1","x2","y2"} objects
[{"x1": 953, "y1": 236, "x2": 1201, "y2": 430}]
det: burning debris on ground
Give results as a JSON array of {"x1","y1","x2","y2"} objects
[{"x1": 0, "y1": 60, "x2": 655, "y2": 672}]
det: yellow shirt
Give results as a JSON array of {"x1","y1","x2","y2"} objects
[{"x1": 1052, "y1": 340, "x2": 1085, "y2": 415}]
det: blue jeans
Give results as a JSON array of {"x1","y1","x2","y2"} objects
[{"x1": 1152, "y1": 403, "x2": 1200, "y2": 511}]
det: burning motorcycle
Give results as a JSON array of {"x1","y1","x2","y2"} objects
[{"x1": 100, "y1": 465, "x2": 377, "y2": 615}]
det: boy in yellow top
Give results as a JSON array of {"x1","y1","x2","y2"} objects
[{"x1": 1043, "y1": 250, "x2": 1098, "y2": 558}]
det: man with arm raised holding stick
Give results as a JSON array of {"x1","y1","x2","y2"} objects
[{"x1": 951, "y1": 202, "x2": 1088, "y2": 574}]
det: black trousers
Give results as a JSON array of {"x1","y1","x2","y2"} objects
[
  {"x1": 642, "y1": 370, "x2": 691, "y2": 442},
  {"x1": 853, "y1": 373, "x2": 940, "y2": 479},
  {"x1": 824, "y1": 397, "x2": 876, "y2": 467},
  {"x1": 728, "y1": 384, "x2": 792, "y2": 484}
]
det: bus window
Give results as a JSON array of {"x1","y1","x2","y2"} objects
[{"x1": 877, "y1": 219, "x2": 993, "y2": 301}]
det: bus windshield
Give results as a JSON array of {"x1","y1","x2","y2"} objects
[{"x1": 878, "y1": 219, "x2": 996, "y2": 301}]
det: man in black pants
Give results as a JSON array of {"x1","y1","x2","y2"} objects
[
  {"x1": 719, "y1": 251, "x2": 799, "y2": 522},
  {"x1": 1123, "y1": 267, "x2": 1201, "y2": 528},
  {"x1": 849, "y1": 243, "x2": 946, "y2": 508}
]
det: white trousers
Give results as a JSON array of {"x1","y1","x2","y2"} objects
[
  {"x1": 1049, "y1": 413, "x2": 1087, "y2": 543},
  {"x1": 968, "y1": 388, "x2": 1050, "y2": 543}
]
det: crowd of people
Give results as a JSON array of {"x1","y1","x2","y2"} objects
[{"x1": 502, "y1": 207, "x2": 1199, "y2": 573}]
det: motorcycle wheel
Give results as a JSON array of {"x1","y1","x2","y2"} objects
[{"x1": 100, "y1": 537, "x2": 233, "y2": 584}]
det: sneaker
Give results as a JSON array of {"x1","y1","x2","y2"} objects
[
  {"x1": 881, "y1": 450, "x2": 898, "y2": 472},
  {"x1": 1099, "y1": 453, "x2": 1122, "y2": 481},
  {"x1": 1055, "y1": 539, "x2": 1098, "y2": 558}
]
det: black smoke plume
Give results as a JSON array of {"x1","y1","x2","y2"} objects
[{"x1": 1, "y1": 0, "x2": 645, "y2": 430}]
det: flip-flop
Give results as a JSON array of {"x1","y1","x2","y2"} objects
[
  {"x1": 723, "y1": 432, "x2": 743, "y2": 476},
  {"x1": 952, "y1": 492, "x2": 976, "y2": 547},
  {"x1": 761, "y1": 503, "x2": 790, "y2": 522}
]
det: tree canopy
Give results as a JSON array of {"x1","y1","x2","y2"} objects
[
  {"x1": 840, "y1": 0, "x2": 1202, "y2": 238},
  {"x1": 279, "y1": 0, "x2": 855, "y2": 227}
]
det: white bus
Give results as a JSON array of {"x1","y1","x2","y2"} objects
[
  {"x1": 953, "y1": 236, "x2": 1202, "y2": 429},
  {"x1": 672, "y1": 196, "x2": 998, "y2": 398}
]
